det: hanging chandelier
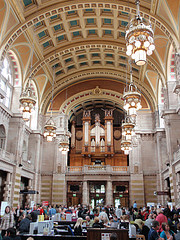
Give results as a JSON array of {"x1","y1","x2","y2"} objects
[
  {"x1": 123, "y1": 64, "x2": 142, "y2": 119},
  {"x1": 58, "y1": 134, "x2": 70, "y2": 154},
  {"x1": 44, "y1": 67, "x2": 56, "y2": 142},
  {"x1": 121, "y1": 139, "x2": 132, "y2": 155},
  {"x1": 19, "y1": 41, "x2": 36, "y2": 122},
  {"x1": 122, "y1": 116, "x2": 135, "y2": 141},
  {"x1": 44, "y1": 117, "x2": 57, "y2": 142},
  {"x1": 19, "y1": 79, "x2": 36, "y2": 122},
  {"x1": 125, "y1": 0, "x2": 155, "y2": 66}
]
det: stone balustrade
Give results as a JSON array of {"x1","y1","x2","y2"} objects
[
  {"x1": 173, "y1": 148, "x2": 180, "y2": 164},
  {"x1": 0, "y1": 148, "x2": 16, "y2": 165},
  {"x1": 66, "y1": 165, "x2": 129, "y2": 175}
]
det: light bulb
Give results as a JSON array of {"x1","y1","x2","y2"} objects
[
  {"x1": 144, "y1": 41, "x2": 150, "y2": 48},
  {"x1": 149, "y1": 44, "x2": 155, "y2": 51},
  {"x1": 124, "y1": 150, "x2": 129, "y2": 155},
  {"x1": 131, "y1": 101, "x2": 135, "y2": 106},
  {"x1": 135, "y1": 40, "x2": 141, "y2": 48},
  {"x1": 126, "y1": 50, "x2": 132, "y2": 56},
  {"x1": 127, "y1": 45, "x2": 133, "y2": 51},
  {"x1": 44, "y1": 132, "x2": 48, "y2": 137},
  {"x1": 132, "y1": 53, "x2": 136, "y2": 59},
  {"x1": 47, "y1": 135, "x2": 53, "y2": 142},
  {"x1": 147, "y1": 50, "x2": 152, "y2": 56},
  {"x1": 22, "y1": 111, "x2": 30, "y2": 121}
]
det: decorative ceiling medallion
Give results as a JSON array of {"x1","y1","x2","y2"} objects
[{"x1": 92, "y1": 86, "x2": 102, "y2": 95}]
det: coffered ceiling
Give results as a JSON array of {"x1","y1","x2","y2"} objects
[{"x1": 0, "y1": 0, "x2": 179, "y2": 116}]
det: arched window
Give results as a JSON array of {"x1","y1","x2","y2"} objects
[
  {"x1": 0, "y1": 125, "x2": 6, "y2": 150},
  {"x1": 0, "y1": 56, "x2": 13, "y2": 108}
]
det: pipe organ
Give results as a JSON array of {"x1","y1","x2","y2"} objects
[{"x1": 70, "y1": 109, "x2": 127, "y2": 167}]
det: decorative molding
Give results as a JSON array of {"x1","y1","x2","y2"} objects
[{"x1": 0, "y1": 2, "x2": 178, "y2": 60}]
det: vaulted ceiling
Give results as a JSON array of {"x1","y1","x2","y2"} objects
[{"x1": 0, "y1": 0, "x2": 179, "y2": 117}]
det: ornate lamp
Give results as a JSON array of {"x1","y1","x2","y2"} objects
[
  {"x1": 19, "y1": 79, "x2": 36, "y2": 122},
  {"x1": 125, "y1": 0, "x2": 155, "y2": 66},
  {"x1": 122, "y1": 116, "x2": 135, "y2": 141},
  {"x1": 121, "y1": 139, "x2": 132, "y2": 155},
  {"x1": 58, "y1": 134, "x2": 70, "y2": 154},
  {"x1": 44, "y1": 117, "x2": 56, "y2": 142},
  {"x1": 44, "y1": 67, "x2": 56, "y2": 142},
  {"x1": 123, "y1": 64, "x2": 142, "y2": 119},
  {"x1": 19, "y1": 42, "x2": 36, "y2": 122}
]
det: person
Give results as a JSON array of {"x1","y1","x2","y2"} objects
[
  {"x1": 163, "y1": 206, "x2": 171, "y2": 219},
  {"x1": 99, "y1": 208, "x2": 109, "y2": 223},
  {"x1": 109, "y1": 205, "x2": 114, "y2": 216},
  {"x1": 74, "y1": 218, "x2": 83, "y2": 236},
  {"x1": 148, "y1": 220, "x2": 162, "y2": 240},
  {"x1": 156, "y1": 209, "x2": 168, "y2": 233},
  {"x1": 30, "y1": 205, "x2": 39, "y2": 222},
  {"x1": 175, "y1": 223, "x2": 180, "y2": 240},
  {"x1": 0, "y1": 206, "x2": 14, "y2": 237},
  {"x1": 134, "y1": 215, "x2": 144, "y2": 231},
  {"x1": 110, "y1": 233, "x2": 118, "y2": 240},
  {"x1": 145, "y1": 214, "x2": 154, "y2": 229},
  {"x1": 92, "y1": 217, "x2": 104, "y2": 228},
  {"x1": 48, "y1": 205, "x2": 56, "y2": 218},
  {"x1": 2, "y1": 228, "x2": 21, "y2": 240},
  {"x1": 18, "y1": 214, "x2": 31, "y2": 234},
  {"x1": 133, "y1": 201, "x2": 137, "y2": 210},
  {"x1": 160, "y1": 223, "x2": 175, "y2": 240},
  {"x1": 115, "y1": 205, "x2": 122, "y2": 220},
  {"x1": 85, "y1": 216, "x2": 94, "y2": 227},
  {"x1": 14, "y1": 206, "x2": 22, "y2": 228}
]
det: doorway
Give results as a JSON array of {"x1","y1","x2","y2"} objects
[{"x1": 89, "y1": 181, "x2": 106, "y2": 207}]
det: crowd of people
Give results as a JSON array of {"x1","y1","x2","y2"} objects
[{"x1": 0, "y1": 203, "x2": 180, "y2": 240}]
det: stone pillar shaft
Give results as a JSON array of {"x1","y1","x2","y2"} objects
[
  {"x1": 82, "y1": 181, "x2": 88, "y2": 206},
  {"x1": 106, "y1": 181, "x2": 113, "y2": 206}
]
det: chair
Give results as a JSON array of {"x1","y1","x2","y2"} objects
[{"x1": 136, "y1": 234, "x2": 145, "y2": 240}]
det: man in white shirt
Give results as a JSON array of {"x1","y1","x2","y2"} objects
[
  {"x1": 115, "y1": 205, "x2": 122, "y2": 220},
  {"x1": 145, "y1": 214, "x2": 154, "y2": 229}
]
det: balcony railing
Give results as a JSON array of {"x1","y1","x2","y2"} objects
[
  {"x1": 66, "y1": 165, "x2": 129, "y2": 174},
  {"x1": 0, "y1": 148, "x2": 16, "y2": 164},
  {"x1": 173, "y1": 148, "x2": 180, "y2": 164}
]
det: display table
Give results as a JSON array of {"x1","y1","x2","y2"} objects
[
  {"x1": 19, "y1": 235, "x2": 87, "y2": 240},
  {"x1": 87, "y1": 228, "x2": 129, "y2": 240}
]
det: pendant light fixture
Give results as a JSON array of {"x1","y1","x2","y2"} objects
[
  {"x1": 121, "y1": 139, "x2": 132, "y2": 155},
  {"x1": 43, "y1": 67, "x2": 56, "y2": 142},
  {"x1": 58, "y1": 87, "x2": 71, "y2": 154},
  {"x1": 123, "y1": 61, "x2": 142, "y2": 120},
  {"x1": 122, "y1": 116, "x2": 135, "y2": 141},
  {"x1": 19, "y1": 43, "x2": 36, "y2": 122},
  {"x1": 125, "y1": 0, "x2": 155, "y2": 66},
  {"x1": 58, "y1": 134, "x2": 70, "y2": 154}
]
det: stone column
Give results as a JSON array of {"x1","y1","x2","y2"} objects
[
  {"x1": 71, "y1": 121, "x2": 76, "y2": 148},
  {"x1": 82, "y1": 181, "x2": 88, "y2": 206},
  {"x1": 106, "y1": 181, "x2": 113, "y2": 206},
  {"x1": 175, "y1": 53, "x2": 180, "y2": 82},
  {"x1": 168, "y1": 166, "x2": 177, "y2": 204},
  {"x1": 29, "y1": 133, "x2": 42, "y2": 204},
  {"x1": 26, "y1": 179, "x2": 32, "y2": 205},
  {"x1": 3, "y1": 172, "x2": 11, "y2": 202},
  {"x1": 130, "y1": 134, "x2": 145, "y2": 207}
]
